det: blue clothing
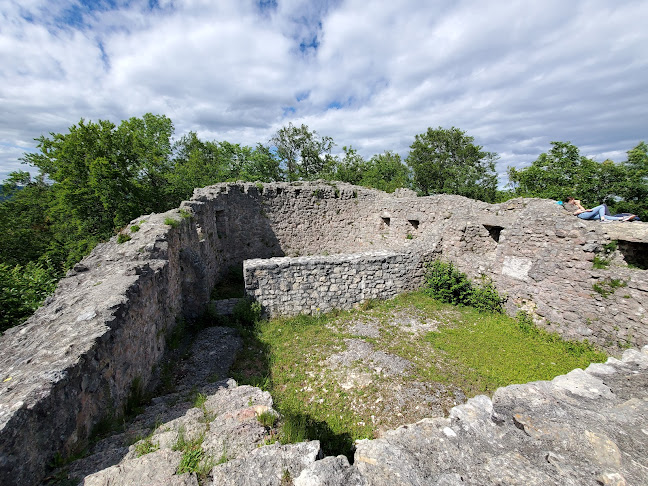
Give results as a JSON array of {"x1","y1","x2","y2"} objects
[{"x1": 577, "y1": 204, "x2": 625, "y2": 221}]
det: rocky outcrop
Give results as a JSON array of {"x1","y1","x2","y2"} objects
[
  {"x1": 350, "y1": 346, "x2": 648, "y2": 485},
  {"x1": 62, "y1": 345, "x2": 648, "y2": 485}
]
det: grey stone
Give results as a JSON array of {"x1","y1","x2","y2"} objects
[
  {"x1": 294, "y1": 455, "x2": 366, "y2": 486},
  {"x1": 210, "y1": 441, "x2": 322, "y2": 486},
  {"x1": 82, "y1": 450, "x2": 197, "y2": 486}
]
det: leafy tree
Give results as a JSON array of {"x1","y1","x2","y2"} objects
[
  {"x1": 406, "y1": 127, "x2": 498, "y2": 202},
  {"x1": 618, "y1": 142, "x2": 648, "y2": 219},
  {"x1": 362, "y1": 151, "x2": 411, "y2": 193},
  {"x1": 0, "y1": 259, "x2": 59, "y2": 332},
  {"x1": 507, "y1": 141, "x2": 630, "y2": 212},
  {"x1": 167, "y1": 132, "x2": 227, "y2": 201},
  {"x1": 332, "y1": 146, "x2": 368, "y2": 185},
  {"x1": 22, "y1": 114, "x2": 175, "y2": 267},
  {"x1": 269, "y1": 123, "x2": 335, "y2": 180},
  {"x1": 0, "y1": 172, "x2": 53, "y2": 267}
]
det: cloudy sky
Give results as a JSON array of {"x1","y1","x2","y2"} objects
[{"x1": 1, "y1": 0, "x2": 646, "y2": 185}]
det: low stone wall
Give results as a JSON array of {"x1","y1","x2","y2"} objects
[{"x1": 243, "y1": 251, "x2": 421, "y2": 316}]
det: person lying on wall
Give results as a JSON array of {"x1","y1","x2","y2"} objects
[{"x1": 562, "y1": 197, "x2": 638, "y2": 222}]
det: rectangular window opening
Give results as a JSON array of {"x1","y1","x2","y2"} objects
[{"x1": 483, "y1": 224, "x2": 503, "y2": 243}]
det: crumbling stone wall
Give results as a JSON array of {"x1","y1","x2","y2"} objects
[
  {"x1": 244, "y1": 251, "x2": 420, "y2": 316},
  {"x1": 0, "y1": 181, "x2": 646, "y2": 485}
]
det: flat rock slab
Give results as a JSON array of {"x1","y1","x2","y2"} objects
[
  {"x1": 210, "y1": 441, "x2": 322, "y2": 486},
  {"x1": 353, "y1": 346, "x2": 648, "y2": 486}
]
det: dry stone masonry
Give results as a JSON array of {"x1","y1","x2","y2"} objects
[{"x1": 0, "y1": 181, "x2": 646, "y2": 485}]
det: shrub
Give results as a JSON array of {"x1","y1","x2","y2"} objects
[
  {"x1": 233, "y1": 297, "x2": 263, "y2": 325},
  {"x1": 117, "y1": 233, "x2": 131, "y2": 244},
  {"x1": 164, "y1": 217, "x2": 179, "y2": 228},
  {"x1": 130, "y1": 225, "x2": 140, "y2": 233},
  {"x1": 424, "y1": 260, "x2": 505, "y2": 313},
  {"x1": 0, "y1": 260, "x2": 59, "y2": 332}
]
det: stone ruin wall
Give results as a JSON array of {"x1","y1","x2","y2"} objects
[
  {"x1": 243, "y1": 251, "x2": 419, "y2": 316},
  {"x1": 0, "y1": 181, "x2": 646, "y2": 485}
]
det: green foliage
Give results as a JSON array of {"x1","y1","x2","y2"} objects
[
  {"x1": 257, "y1": 410, "x2": 278, "y2": 428},
  {"x1": 134, "y1": 435, "x2": 159, "y2": 457},
  {"x1": 269, "y1": 123, "x2": 335, "y2": 181},
  {"x1": 406, "y1": 127, "x2": 498, "y2": 202},
  {"x1": 0, "y1": 259, "x2": 59, "y2": 333},
  {"x1": 0, "y1": 172, "x2": 53, "y2": 267},
  {"x1": 233, "y1": 298, "x2": 263, "y2": 325},
  {"x1": 507, "y1": 141, "x2": 648, "y2": 220},
  {"x1": 130, "y1": 224, "x2": 140, "y2": 233},
  {"x1": 279, "y1": 412, "x2": 309, "y2": 444},
  {"x1": 117, "y1": 233, "x2": 131, "y2": 244},
  {"x1": 592, "y1": 240, "x2": 618, "y2": 269},
  {"x1": 423, "y1": 260, "x2": 505, "y2": 313},
  {"x1": 164, "y1": 217, "x2": 179, "y2": 228},
  {"x1": 193, "y1": 392, "x2": 207, "y2": 409},
  {"x1": 592, "y1": 255, "x2": 610, "y2": 269},
  {"x1": 592, "y1": 278, "x2": 627, "y2": 298},
  {"x1": 22, "y1": 114, "x2": 175, "y2": 267},
  {"x1": 332, "y1": 148, "x2": 411, "y2": 193},
  {"x1": 172, "y1": 426, "x2": 213, "y2": 476}
]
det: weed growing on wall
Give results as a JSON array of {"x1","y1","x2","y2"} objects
[
  {"x1": 592, "y1": 278, "x2": 627, "y2": 298},
  {"x1": 424, "y1": 260, "x2": 505, "y2": 312},
  {"x1": 593, "y1": 240, "x2": 618, "y2": 269},
  {"x1": 117, "y1": 233, "x2": 131, "y2": 244},
  {"x1": 164, "y1": 217, "x2": 179, "y2": 228}
]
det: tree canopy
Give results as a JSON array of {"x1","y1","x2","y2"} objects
[
  {"x1": 508, "y1": 141, "x2": 647, "y2": 220},
  {"x1": 406, "y1": 127, "x2": 498, "y2": 202}
]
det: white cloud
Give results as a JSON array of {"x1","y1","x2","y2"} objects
[{"x1": 1, "y1": 0, "x2": 646, "y2": 184}]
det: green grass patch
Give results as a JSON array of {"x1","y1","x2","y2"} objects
[
  {"x1": 117, "y1": 233, "x2": 131, "y2": 244},
  {"x1": 424, "y1": 308, "x2": 606, "y2": 393},
  {"x1": 130, "y1": 224, "x2": 140, "y2": 233},
  {"x1": 228, "y1": 291, "x2": 607, "y2": 461},
  {"x1": 164, "y1": 217, "x2": 180, "y2": 228}
]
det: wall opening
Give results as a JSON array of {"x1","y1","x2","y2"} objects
[
  {"x1": 381, "y1": 217, "x2": 391, "y2": 226},
  {"x1": 483, "y1": 225, "x2": 503, "y2": 243},
  {"x1": 408, "y1": 219, "x2": 419, "y2": 230},
  {"x1": 617, "y1": 240, "x2": 648, "y2": 270}
]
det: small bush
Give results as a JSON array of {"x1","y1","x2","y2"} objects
[
  {"x1": 134, "y1": 435, "x2": 159, "y2": 457},
  {"x1": 179, "y1": 209, "x2": 192, "y2": 219},
  {"x1": 257, "y1": 410, "x2": 278, "y2": 428},
  {"x1": 117, "y1": 233, "x2": 131, "y2": 244},
  {"x1": 592, "y1": 278, "x2": 627, "y2": 298},
  {"x1": 164, "y1": 217, "x2": 179, "y2": 228},
  {"x1": 424, "y1": 260, "x2": 505, "y2": 313},
  {"x1": 233, "y1": 298, "x2": 263, "y2": 325},
  {"x1": 130, "y1": 225, "x2": 140, "y2": 233}
]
